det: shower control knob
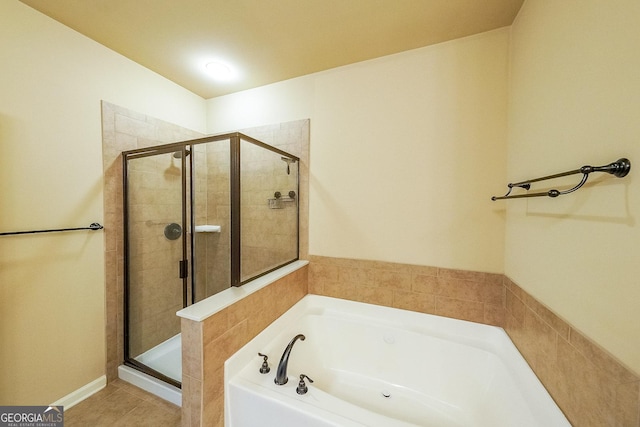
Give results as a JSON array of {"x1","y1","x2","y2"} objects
[
  {"x1": 296, "y1": 374, "x2": 314, "y2": 395},
  {"x1": 258, "y1": 353, "x2": 270, "y2": 374}
]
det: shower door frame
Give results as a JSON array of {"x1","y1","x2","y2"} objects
[
  {"x1": 121, "y1": 132, "x2": 300, "y2": 388},
  {"x1": 122, "y1": 144, "x2": 191, "y2": 388}
]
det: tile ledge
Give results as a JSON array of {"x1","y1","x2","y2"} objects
[{"x1": 176, "y1": 260, "x2": 309, "y2": 322}]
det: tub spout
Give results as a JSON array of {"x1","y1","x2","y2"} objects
[{"x1": 274, "y1": 334, "x2": 305, "y2": 385}]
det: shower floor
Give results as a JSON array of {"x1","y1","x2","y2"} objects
[{"x1": 135, "y1": 333, "x2": 182, "y2": 382}]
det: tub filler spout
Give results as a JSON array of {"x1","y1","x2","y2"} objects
[{"x1": 274, "y1": 334, "x2": 305, "y2": 385}]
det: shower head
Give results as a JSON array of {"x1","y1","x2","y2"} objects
[
  {"x1": 173, "y1": 149, "x2": 191, "y2": 159},
  {"x1": 281, "y1": 156, "x2": 297, "y2": 175}
]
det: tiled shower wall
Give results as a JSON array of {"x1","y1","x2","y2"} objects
[
  {"x1": 240, "y1": 140, "x2": 299, "y2": 280},
  {"x1": 102, "y1": 101, "x2": 203, "y2": 380},
  {"x1": 239, "y1": 122, "x2": 310, "y2": 266},
  {"x1": 192, "y1": 130, "x2": 303, "y2": 299}
]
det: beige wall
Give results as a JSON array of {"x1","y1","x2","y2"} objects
[
  {"x1": 506, "y1": 0, "x2": 640, "y2": 374},
  {"x1": 0, "y1": 2, "x2": 205, "y2": 404},
  {"x1": 208, "y1": 28, "x2": 510, "y2": 274}
]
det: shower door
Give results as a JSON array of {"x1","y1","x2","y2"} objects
[{"x1": 123, "y1": 146, "x2": 190, "y2": 387}]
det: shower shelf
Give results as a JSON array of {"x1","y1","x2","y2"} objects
[
  {"x1": 194, "y1": 225, "x2": 221, "y2": 233},
  {"x1": 491, "y1": 158, "x2": 631, "y2": 201},
  {"x1": 268, "y1": 190, "x2": 297, "y2": 209}
]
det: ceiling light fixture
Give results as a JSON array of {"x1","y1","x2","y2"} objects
[{"x1": 205, "y1": 61, "x2": 233, "y2": 81}]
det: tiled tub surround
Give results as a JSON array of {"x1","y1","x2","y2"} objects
[
  {"x1": 308, "y1": 256, "x2": 640, "y2": 427},
  {"x1": 182, "y1": 256, "x2": 639, "y2": 426},
  {"x1": 308, "y1": 255, "x2": 506, "y2": 326},
  {"x1": 504, "y1": 278, "x2": 640, "y2": 427},
  {"x1": 180, "y1": 263, "x2": 308, "y2": 427}
]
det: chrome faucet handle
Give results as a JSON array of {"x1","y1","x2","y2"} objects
[
  {"x1": 296, "y1": 374, "x2": 314, "y2": 395},
  {"x1": 258, "y1": 353, "x2": 270, "y2": 374}
]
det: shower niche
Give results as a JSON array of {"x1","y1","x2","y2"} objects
[{"x1": 122, "y1": 132, "x2": 299, "y2": 387}]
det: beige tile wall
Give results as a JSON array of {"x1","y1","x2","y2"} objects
[{"x1": 308, "y1": 255, "x2": 506, "y2": 326}]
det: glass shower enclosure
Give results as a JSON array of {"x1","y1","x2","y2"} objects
[{"x1": 122, "y1": 132, "x2": 299, "y2": 387}]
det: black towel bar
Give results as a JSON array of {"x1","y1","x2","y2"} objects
[
  {"x1": 492, "y1": 158, "x2": 631, "y2": 201},
  {"x1": 0, "y1": 222, "x2": 103, "y2": 236}
]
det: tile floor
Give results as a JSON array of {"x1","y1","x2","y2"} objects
[{"x1": 64, "y1": 379, "x2": 181, "y2": 426}]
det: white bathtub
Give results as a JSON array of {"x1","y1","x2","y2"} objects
[{"x1": 225, "y1": 295, "x2": 570, "y2": 427}]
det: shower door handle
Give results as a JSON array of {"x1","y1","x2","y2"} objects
[{"x1": 179, "y1": 260, "x2": 188, "y2": 279}]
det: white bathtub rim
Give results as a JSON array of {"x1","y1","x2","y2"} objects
[{"x1": 225, "y1": 294, "x2": 510, "y2": 379}]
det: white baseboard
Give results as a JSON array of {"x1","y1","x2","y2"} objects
[{"x1": 51, "y1": 375, "x2": 106, "y2": 410}]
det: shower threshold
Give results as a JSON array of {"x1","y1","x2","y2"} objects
[
  {"x1": 118, "y1": 365, "x2": 181, "y2": 407},
  {"x1": 118, "y1": 333, "x2": 182, "y2": 406}
]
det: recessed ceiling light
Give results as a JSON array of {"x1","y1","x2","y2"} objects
[{"x1": 205, "y1": 61, "x2": 233, "y2": 81}]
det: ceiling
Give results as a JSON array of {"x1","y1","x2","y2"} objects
[{"x1": 20, "y1": 0, "x2": 524, "y2": 99}]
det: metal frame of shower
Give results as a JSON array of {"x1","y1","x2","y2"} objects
[{"x1": 121, "y1": 132, "x2": 300, "y2": 388}]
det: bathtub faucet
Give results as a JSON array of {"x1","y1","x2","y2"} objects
[{"x1": 274, "y1": 334, "x2": 305, "y2": 385}]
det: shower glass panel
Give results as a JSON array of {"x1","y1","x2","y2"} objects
[
  {"x1": 240, "y1": 139, "x2": 299, "y2": 281},
  {"x1": 192, "y1": 139, "x2": 231, "y2": 302},
  {"x1": 124, "y1": 148, "x2": 188, "y2": 387},
  {"x1": 122, "y1": 132, "x2": 299, "y2": 389}
]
